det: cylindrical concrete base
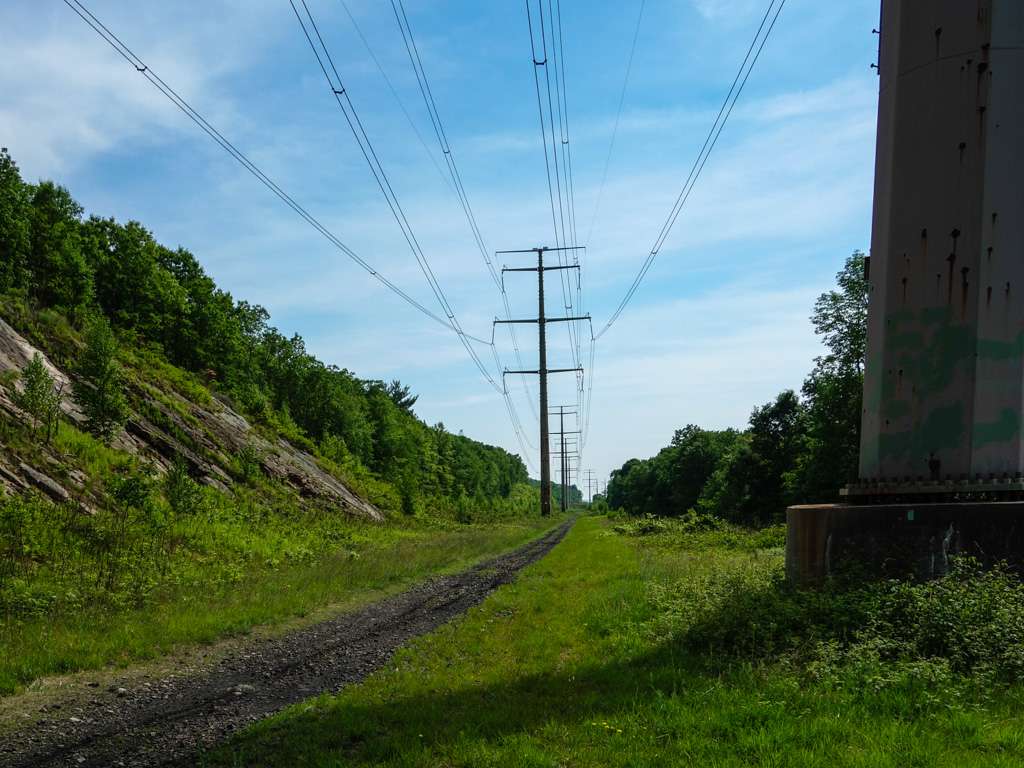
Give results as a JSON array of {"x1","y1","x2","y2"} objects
[{"x1": 786, "y1": 501, "x2": 1024, "y2": 584}]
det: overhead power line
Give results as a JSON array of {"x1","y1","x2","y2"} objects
[
  {"x1": 585, "y1": 0, "x2": 646, "y2": 246},
  {"x1": 525, "y1": 0, "x2": 584, "y2": 386},
  {"x1": 388, "y1": 0, "x2": 539, "y2": 426},
  {"x1": 337, "y1": 0, "x2": 455, "y2": 197},
  {"x1": 550, "y1": 0, "x2": 585, "y2": 402},
  {"x1": 67, "y1": 0, "x2": 536, "y2": 473},
  {"x1": 62, "y1": 0, "x2": 536, "y2": 470},
  {"x1": 60, "y1": 0, "x2": 490, "y2": 346},
  {"x1": 595, "y1": 0, "x2": 786, "y2": 341},
  {"x1": 390, "y1": 0, "x2": 496, "y2": 287},
  {"x1": 289, "y1": 0, "x2": 541, "y2": 470},
  {"x1": 288, "y1": 0, "x2": 502, "y2": 396}
]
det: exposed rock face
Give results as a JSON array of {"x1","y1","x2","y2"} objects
[
  {"x1": 0, "y1": 317, "x2": 383, "y2": 521},
  {"x1": 0, "y1": 316, "x2": 85, "y2": 423},
  {"x1": 18, "y1": 462, "x2": 70, "y2": 503}
]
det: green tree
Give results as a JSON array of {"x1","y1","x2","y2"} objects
[
  {"x1": 385, "y1": 380, "x2": 418, "y2": 413},
  {"x1": 15, "y1": 352, "x2": 62, "y2": 441},
  {"x1": 2, "y1": 145, "x2": 534, "y2": 519},
  {"x1": 697, "y1": 391, "x2": 805, "y2": 525},
  {"x1": 810, "y1": 251, "x2": 868, "y2": 374},
  {"x1": 789, "y1": 252, "x2": 869, "y2": 501},
  {"x1": 27, "y1": 181, "x2": 94, "y2": 313},
  {"x1": 73, "y1": 317, "x2": 129, "y2": 441},
  {"x1": 0, "y1": 148, "x2": 31, "y2": 293}
]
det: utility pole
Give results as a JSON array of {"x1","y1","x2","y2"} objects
[
  {"x1": 583, "y1": 469, "x2": 596, "y2": 504},
  {"x1": 552, "y1": 406, "x2": 578, "y2": 513},
  {"x1": 496, "y1": 246, "x2": 589, "y2": 517},
  {"x1": 552, "y1": 447, "x2": 579, "y2": 507}
]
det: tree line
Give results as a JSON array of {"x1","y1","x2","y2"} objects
[
  {"x1": 0, "y1": 148, "x2": 528, "y2": 513},
  {"x1": 607, "y1": 252, "x2": 867, "y2": 526}
]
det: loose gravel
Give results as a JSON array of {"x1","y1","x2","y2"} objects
[{"x1": 1, "y1": 520, "x2": 572, "y2": 768}]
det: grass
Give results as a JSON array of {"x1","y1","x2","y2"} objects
[
  {"x1": 0, "y1": 513, "x2": 561, "y2": 695},
  {"x1": 206, "y1": 516, "x2": 1024, "y2": 767}
]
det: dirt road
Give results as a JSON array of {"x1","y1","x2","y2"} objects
[{"x1": 1, "y1": 520, "x2": 573, "y2": 768}]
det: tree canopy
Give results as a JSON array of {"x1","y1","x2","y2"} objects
[
  {"x1": 0, "y1": 148, "x2": 528, "y2": 512},
  {"x1": 608, "y1": 251, "x2": 868, "y2": 525}
]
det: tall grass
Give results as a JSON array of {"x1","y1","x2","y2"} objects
[{"x1": 0, "y1": 467, "x2": 557, "y2": 694}]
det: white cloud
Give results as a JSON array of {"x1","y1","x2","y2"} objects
[
  {"x1": 584, "y1": 278, "x2": 824, "y2": 476},
  {"x1": 0, "y1": 1, "x2": 284, "y2": 177}
]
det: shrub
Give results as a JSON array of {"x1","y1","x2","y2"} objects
[
  {"x1": 643, "y1": 547, "x2": 1024, "y2": 687},
  {"x1": 72, "y1": 316, "x2": 128, "y2": 441},
  {"x1": 14, "y1": 352, "x2": 62, "y2": 441},
  {"x1": 163, "y1": 457, "x2": 205, "y2": 519},
  {"x1": 236, "y1": 443, "x2": 263, "y2": 484}
]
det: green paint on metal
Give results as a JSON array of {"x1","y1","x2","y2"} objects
[
  {"x1": 920, "y1": 402, "x2": 966, "y2": 452},
  {"x1": 978, "y1": 332, "x2": 1024, "y2": 362},
  {"x1": 880, "y1": 308, "x2": 975, "y2": 400},
  {"x1": 887, "y1": 308, "x2": 916, "y2": 325},
  {"x1": 920, "y1": 306, "x2": 953, "y2": 325},
  {"x1": 883, "y1": 398, "x2": 911, "y2": 420},
  {"x1": 887, "y1": 330, "x2": 925, "y2": 351},
  {"x1": 974, "y1": 408, "x2": 1020, "y2": 447},
  {"x1": 879, "y1": 401, "x2": 965, "y2": 461}
]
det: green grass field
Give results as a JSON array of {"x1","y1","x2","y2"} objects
[
  {"x1": 0, "y1": 515, "x2": 560, "y2": 695},
  {"x1": 207, "y1": 516, "x2": 1024, "y2": 767}
]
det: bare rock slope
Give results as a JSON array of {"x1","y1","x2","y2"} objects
[{"x1": 0, "y1": 316, "x2": 381, "y2": 520}]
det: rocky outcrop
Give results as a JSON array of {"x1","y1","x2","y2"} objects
[
  {"x1": 0, "y1": 316, "x2": 383, "y2": 521},
  {"x1": 18, "y1": 462, "x2": 70, "y2": 503},
  {"x1": 0, "y1": 316, "x2": 85, "y2": 423}
]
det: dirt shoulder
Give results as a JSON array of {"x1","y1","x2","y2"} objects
[{"x1": 0, "y1": 519, "x2": 573, "y2": 768}]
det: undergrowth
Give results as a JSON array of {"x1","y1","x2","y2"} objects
[
  {"x1": 0, "y1": 473, "x2": 558, "y2": 693},
  {"x1": 625, "y1": 519, "x2": 1024, "y2": 707},
  {"x1": 611, "y1": 511, "x2": 787, "y2": 551}
]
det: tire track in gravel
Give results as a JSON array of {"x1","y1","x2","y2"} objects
[{"x1": 2, "y1": 519, "x2": 574, "y2": 768}]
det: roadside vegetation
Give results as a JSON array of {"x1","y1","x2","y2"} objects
[
  {"x1": 0, "y1": 503, "x2": 559, "y2": 695},
  {"x1": 208, "y1": 516, "x2": 1024, "y2": 767}
]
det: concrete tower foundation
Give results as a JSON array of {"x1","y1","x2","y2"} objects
[{"x1": 787, "y1": 0, "x2": 1024, "y2": 582}]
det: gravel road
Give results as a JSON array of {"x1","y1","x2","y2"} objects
[{"x1": 2, "y1": 519, "x2": 573, "y2": 768}]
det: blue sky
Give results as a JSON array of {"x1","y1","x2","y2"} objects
[{"x1": 2, "y1": 0, "x2": 880, "y2": 490}]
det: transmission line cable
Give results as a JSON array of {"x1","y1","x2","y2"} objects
[
  {"x1": 290, "y1": 0, "x2": 540, "y2": 462},
  {"x1": 585, "y1": 0, "x2": 646, "y2": 246},
  {"x1": 595, "y1": 0, "x2": 786, "y2": 340},
  {"x1": 525, "y1": 0, "x2": 582, "y2": 375},
  {"x1": 337, "y1": 0, "x2": 455, "y2": 197},
  {"x1": 550, "y1": 0, "x2": 585, "y2": 403},
  {"x1": 60, "y1": 0, "x2": 492, "y2": 347},
  {"x1": 63, "y1": 0, "x2": 537, "y2": 468},
  {"x1": 388, "y1": 0, "x2": 539, "y2": 424},
  {"x1": 289, "y1": 0, "x2": 502, "y2": 396}
]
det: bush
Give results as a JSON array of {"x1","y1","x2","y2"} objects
[
  {"x1": 163, "y1": 457, "x2": 205, "y2": 519},
  {"x1": 611, "y1": 513, "x2": 785, "y2": 553},
  {"x1": 235, "y1": 444, "x2": 262, "y2": 484},
  {"x1": 13, "y1": 352, "x2": 62, "y2": 441},
  {"x1": 643, "y1": 547, "x2": 1024, "y2": 688}
]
